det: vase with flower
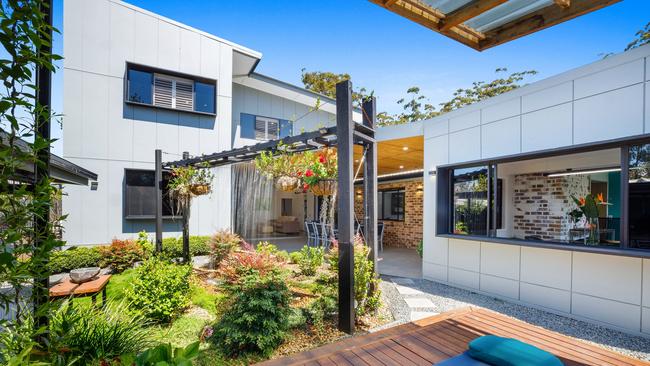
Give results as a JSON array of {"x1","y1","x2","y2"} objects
[{"x1": 570, "y1": 193, "x2": 609, "y2": 245}]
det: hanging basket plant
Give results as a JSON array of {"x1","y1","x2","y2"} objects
[
  {"x1": 275, "y1": 175, "x2": 301, "y2": 192},
  {"x1": 168, "y1": 163, "x2": 214, "y2": 214},
  {"x1": 254, "y1": 143, "x2": 303, "y2": 192},
  {"x1": 301, "y1": 148, "x2": 338, "y2": 196}
]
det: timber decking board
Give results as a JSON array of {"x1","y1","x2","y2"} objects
[{"x1": 256, "y1": 307, "x2": 649, "y2": 366}]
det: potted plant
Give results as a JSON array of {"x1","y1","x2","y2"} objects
[
  {"x1": 168, "y1": 163, "x2": 214, "y2": 211},
  {"x1": 255, "y1": 144, "x2": 302, "y2": 192},
  {"x1": 301, "y1": 148, "x2": 338, "y2": 196},
  {"x1": 570, "y1": 193, "x2": 609, "y2": 245}
]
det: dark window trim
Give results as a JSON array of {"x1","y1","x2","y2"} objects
[
  {"x1": 437, "y1": 134, "x2": 650, "y2": 255},
  {"x1": 123, "y1": 168, "x2": 182, "y2": 220},
  {"x1": 378, "y1": 188, "x2": 405, "y2": 221},
  {"x1": 124, "y1": 62, "x2": 217, "y2": 116},
  {"x1": 241, "y1": 112, "x2": 293, "y2": 140}
]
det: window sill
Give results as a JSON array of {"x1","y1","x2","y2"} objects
[
  {"x1": 125, "y1": 100, "x2": 217, "y2": 117},
  {"x1": 437, "y1": 233, "x2": 650, "y2": 259},
  {"x1": 125, "y1": 215, "x2": 183, "y2": 220}
]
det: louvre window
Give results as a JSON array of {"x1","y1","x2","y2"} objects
[
  {"x1": 126, "y1": 65, "x2": 216, "y2": 115},
  {"x1": 240, "y1": 113, "x2": 291, "y2": 141}
]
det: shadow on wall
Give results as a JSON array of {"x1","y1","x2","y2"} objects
[{"x1": 124, "y1": 103, "x2": 215, "y2": 129}]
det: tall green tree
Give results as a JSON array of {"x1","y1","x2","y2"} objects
[
  {"x1": 625, "y1": 21, "x2": 650, "y2": 51},
  {"x1": 300, "y1": 69, "x2": 369, "y2": 104}
]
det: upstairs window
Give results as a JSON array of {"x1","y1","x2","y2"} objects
[
  {"x1": 126, "y1": 64, "x2": 216, "y2": 115},
  {"x1": 124, "y1": 169, "x2": 179, "y2": 219},
  {"x1": 240, "y1": 113, "x2": 292, "y2": 141}
]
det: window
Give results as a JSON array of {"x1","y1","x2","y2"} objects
[
  {"x1": 629, "y1": 144, "x2": 650, "y2": 249},
  {"x1": 439, "y1": 147, "x2": 631, "y2": 250},
  {"x1": 240, "y1": 113, "x2": 292, "y2": 141},
  {"x1": 124, "y1": 169, "x2": 178, "y2": 219},
  {"x1": 281, "y1": 198, "x2": 293, "y2": 216},
  {"x1": 126, "y1": 65, "x2": 216, "y2": 114},
  {"x1": 378, "y1": 189, "x2": 405, "y2": 221}
]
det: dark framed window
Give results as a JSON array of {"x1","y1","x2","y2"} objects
[
  {"x1": 378, "y1": 189, "x2": 405, "y2": 221},
  {"x1": 125, "y1": 64, "x2": 216, "y2": 115},
  {"x1": 240, "y1": 113, "x2": 292, "y2": 141},
  {"x1": 124, "y1": 169, "x2": 179, "y2": 219},
  {"x1": 435, "y1": 140, "x2": 650, "y2": 254}
]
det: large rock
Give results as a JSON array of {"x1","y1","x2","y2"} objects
[{"x1": 69, "y1": 267, "x2": 100, "y2": 284}]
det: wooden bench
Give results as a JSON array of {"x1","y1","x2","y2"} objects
[{"x1": 49, "y1": 274, "x2": 111, "y2": 307}]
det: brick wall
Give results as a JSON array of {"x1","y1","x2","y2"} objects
[
  {"x1": 512, "y1": 174, "x2": 588, "y2": 241},
  {"x1": 354, "y1": 178, "x2": 423, "y2": 249}
]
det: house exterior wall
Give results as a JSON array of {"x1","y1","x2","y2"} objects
[
  {"x1": 61, "y1": 0, "x2": 323, "y2": 245},
  {"x1": 421, "y1": 44, "x2": 650, "y2": 336},
  {"x1": 354, "y1": 179, "x2": 423, "y2": 249}
]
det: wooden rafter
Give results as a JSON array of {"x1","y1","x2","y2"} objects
[
  {"x1": 369, "y1": 0, "x2": 620, "y2": 51},
  {"x1": 439, "y1": 0, "x2": 507, "y2": 31},
  {"x1": 479, "y1": 0, "x2": 621, "y2": 50}
]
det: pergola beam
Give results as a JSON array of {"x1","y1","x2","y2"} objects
[
  {"x1": 479, "y1": 0, "x2": 621, "y2": 50},
  {"x1": 439, "y1": 0, "x2": 507, "y2": 31}
]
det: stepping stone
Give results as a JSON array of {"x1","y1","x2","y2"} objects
[
  {"x1": 392, "y1": 278, "x2": 415, "y2": 285},
  {"x1": 410, "y1": 311, "x2": 438, "y2": 321},
  {"x1": 404, "y1": 297, "x2": 435, "y2": 308},
  {"x1": 395, "y1": 285, "x2": 424, "y2": 295}
]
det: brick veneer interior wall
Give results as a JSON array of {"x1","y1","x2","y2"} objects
[
  {"x1": 354, "y1": 178, "x2": 423, "y2": 249},
  {"x1": 512, "y1": 173, "x2": 588, "y2": 241}
]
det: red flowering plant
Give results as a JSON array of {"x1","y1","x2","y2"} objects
[{"x1": 300, "y1": 147, "x2": 338, "y2": 188}]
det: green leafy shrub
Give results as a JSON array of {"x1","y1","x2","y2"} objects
[
  {"x1": 289, "y1": 251, "x2": 303, "y2": 264},
  {"x1": 99, "y1": 238, "x2": 147, "y2": 273},
  {"x1": 276, "y1": 250, "x2": 290, "y2": 263},
  {"x1": 297, "y1": 245, "x2": 324, "y2": 276},
  {"x1": 256, "y1": 242, "x2": 289, "y2": 262},
  {"x1": 47, "y1": 246, "x2": 102, "y2": 273},
  {"x1": 161, "y1": 235, "x2": 211, "y2": 258},
  {"x1": 211, "y1": 251, "x2": 291, "y2": 357},
  {"x1": 119, "y1": 341, "x2": 200, "y2": 366},
  {"x1": 49, "y1": 300, "x2": 152, "y2": 363},
  {"x1": 209, "y1": 229, "x2": 242, "y2": 267},
  {"x1": 328, "y1": 235, "x2": 381, "y2": 316},
  {"x1": 126, "y1": 258, "x2": 192, "y2": 323}
]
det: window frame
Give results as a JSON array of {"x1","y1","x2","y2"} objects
[
  {"x1": 436, "y1": 134, "x2": 650, "y2": 258},
  {"x1": 124, "y1": 62, "x2": 217, "y2": 116},
  {"x1": 123, "y1": 168, "x2": 181, "y2": 220},
  {"x1": 378, "y1": 188, "x2": 406, "y2": 221},
  {"x1": 255, "y1": 115, "x2": 280, "y2": 141}
]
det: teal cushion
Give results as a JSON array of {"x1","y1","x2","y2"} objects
[{"x1": 467, "y1": 335, "x2": 564, "y2": 366}]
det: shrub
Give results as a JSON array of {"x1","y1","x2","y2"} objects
[
  {"x1": 211, "y1": 251, "x2": 291, "y2": 357},
  {"x1": 126, "y1": 258, "x2": 192, "y2": 323},
  {"x1": 328, "y1": 235, "x2": 381, "y2": 316},
  {"x1": 49, "y1": 300, "x2": 152, "y2": 363},
  {"x1": 416, "y1": 240, "x2": 423, "y2": 258},
  {"x1": 47, "y1": 246, "x2": 102, "y2": 274},
  {"x1": 118, "y1": 342, "x2": 200, "y2": 366},
  {"x1": 161, "y1": 235, "x2": 211, "y2": 258},
  {"x1": 210, "y1": 229, "x2": 242, "y2": 267},
  {"x1": 297, "y1": 245, "x2": 324, "y2": 276},
  {"x1": 99, "y1": 238, "x2": 147, "y2": 273},
  {"x1": 256, "y1": 242, "x2": 289, "y2": 262},
  {"x1": 289, "y1": 251, "x2": 303, "y2": 264},
  {"x1": 276, "y1": 250, "x2": 290, "y2": 263}
]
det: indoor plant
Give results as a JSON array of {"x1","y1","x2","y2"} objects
[{"x1": 570, "y1": 193, "x2": 609, "y2": 245}]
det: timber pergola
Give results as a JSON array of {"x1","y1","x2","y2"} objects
[
  {"x1": 154, "y1": 80, "x2": 377, "y2": 334},
  {"x1": 369, "y1": 0, "x2": 620, "y2": 51}
]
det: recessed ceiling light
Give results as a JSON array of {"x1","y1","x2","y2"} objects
[
  {"x1": 402, "y1": 146, "x2": 409, "y2": 151},
  {"x1": 399, "y1": 165, "x2": 404, "y2": 169},
  {"x1": 354, "y1": 159, "x2": 359, "y2": 163}
]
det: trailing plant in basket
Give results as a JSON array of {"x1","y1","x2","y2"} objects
[
  {"x1": 168, "y1": 163, "x2": 213, "y2": 203},
  {"x1": 300, "y1": 147, "x2": 338, "y2": 191},
  {"x1": 255, "y1": 143, "x2": 304, "y2": 192}
]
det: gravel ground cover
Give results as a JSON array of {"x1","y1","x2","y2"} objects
[{"x1": 378, "y1": 275, "x2": 650, "y2": 362}]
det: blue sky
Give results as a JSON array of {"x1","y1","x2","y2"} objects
[{"x1": 49, "y1": 0, "x2": 649, "y2": 153}]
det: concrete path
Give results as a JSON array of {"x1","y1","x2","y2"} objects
[{"x1": 377, "y1": 247, "x2": 422, "y2": 278}]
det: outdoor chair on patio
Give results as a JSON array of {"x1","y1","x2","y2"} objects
[
  {"x1": 305, "y1": 221, "x2": 318, "y2": 247},
  {"x1": 378, "y1": 222, "x2": 384, "y2": 251}
]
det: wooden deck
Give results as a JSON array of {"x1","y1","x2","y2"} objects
[{"x1": 258, "y1": 307, "x2": 649, "y2": 366}]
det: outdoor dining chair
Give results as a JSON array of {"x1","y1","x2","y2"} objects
[{"x1": 306, "y1": 221, "x2": 318, "y2": 247}]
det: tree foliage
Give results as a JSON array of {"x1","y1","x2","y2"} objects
[
  {"x1": 0, "y1": 0, "x2": 62, "y2": 323},
  {"x1": 625, "y1": 21, "x2": 650, "y2": 51},
  {"x1": 300, "y1": 68, "x2": 537, "y2": 127}
]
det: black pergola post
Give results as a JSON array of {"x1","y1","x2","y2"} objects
[
  {"x1": 362, "y1": 97, "x2": 378, "y2": 271},
  {"x1": 182, "y1": 151, "x2": 190, "y2": 263},
  {"x1": 33, "y1": 0, "x2": 53, "y2": 326},
  {"x1": 336, "y1": 80, "x2": 355, "y2": 334},
  {"x1": 155, "y1": 149, "x2": 163, "y2": 253}
]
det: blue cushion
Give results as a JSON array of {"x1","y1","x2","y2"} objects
[
  {"x1": 467, "y1": 335, "x2": 564, "y2": 366},
  {"x1": 437, "y1": 352, "x2": 492, "y2": 365}
]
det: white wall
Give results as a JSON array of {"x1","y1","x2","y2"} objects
[
  {"x1": 62, "y1": 0, "x2": 242, "y2": 244},
  {"x1": 422, "y1": 44, "x2": 650, "y2": 336}
]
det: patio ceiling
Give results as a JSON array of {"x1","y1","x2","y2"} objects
[
  {"x1": 354, "y1": 135, "x2": 423, "y2": 177},
  {"x1": 368, "y1": 0, "x2": 620, "y2": 51}
]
